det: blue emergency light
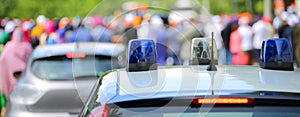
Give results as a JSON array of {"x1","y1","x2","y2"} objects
[
  {"x1": 260, "y1": 38, "x2": 294, "y2": 71},
  {"x1": 127, "y1": 39, "x2": 157, "y2": 72}
]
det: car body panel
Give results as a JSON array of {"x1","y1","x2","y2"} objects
[{"x1": 94, "y1": 65, "x2": 300, "y2": 104}]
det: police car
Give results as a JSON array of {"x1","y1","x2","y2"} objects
[{"x1": 80, "y1": 38, "x2": 300, "y2": 117}]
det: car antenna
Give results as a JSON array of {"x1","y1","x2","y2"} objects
[{"x1": 207, "y1": 32, "x2": 217, "y2": 71}]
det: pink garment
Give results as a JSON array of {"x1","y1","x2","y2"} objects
[
  {"x1": 232, "y1": 52, "x2": 250, "y2": 65},
  {"x1": 0, "y1": 28, "x2": 32, "y2": 98},
  {"x1": 45, "y1": 20, "x2": 56, "y2": 35},
  {"x1": 229, "y1": 30, "x2": 242, "y2": 54},
  {"x1": 23, "y1": 29, "x2": 31, "y2": 43},
  {"x1": 92, "y1": 15, "x2": 103, "y2": 27},
  {"x1": 230, "y1": 29, "x2": 250, "y2": 65},
  {"x1": 22, "y1": 21, "x2": 32, "y2": 43}
]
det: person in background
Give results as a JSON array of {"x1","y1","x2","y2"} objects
[
  {"x1": 280, "y1": 9, "x2": 299, "y2": 63},
  {"x1": 110, "y1": 10, "x2": 125, "y2": 44},
  {"x1": 0, "y1": 42, "x2": 2, "y2": 56},
  {"x1": 221, "y1": 20, "x2": 235, "y2": 65},
  {"x1": 230, "y1": 20, "x2": 250, "y2": 65},
  {"x1": 37, "y1": 20, "x2": 56, "y2": 46},
  {"x1": 64, "y1": 29, "x2": 74, "y2": 43},
  {"x1": 252, "y1": 16, "x2": 269, "y2": 64},
  {"x1": 22, "y1": 21, "x2": 32, "y2": 43},
  {"x1": 137, "y1": 13, "x2": 152, "y2": 39},
  {"x1": 0, "y1": 20, "x2": 4, "y2": 55},
  {"x1": 31, "y1": 15, "x2": 47, "y2": 48},
  {"x1": 151, "y1": 15, "x2": 168, "y2": 65},
  {"x1": 238, "y1": 16, "x2": 253, "y2": 65},
  {"x1": 0, "y1": 88, "x2": 6, "y2": 117},
  {"x1": 293, "y1": 15, "x2": 300, "y2": 68},
  {"x1": 57, "y1": 17, "x2": 69, "y2": 43},
  {"x1": 46, "y1": 32, "x2": 59, "y2": 45},
  {"x1": 0, "y1": 20, "x2": 16, "y2": 57},
  {"x1": 166, "y1": 15, "x2": 183, "y2": 65},
  {"x1": 0, "y1": 29, "x2": 32, "y2": 110},
  {"x1": 63, "y1": 18, "x2": 74, "y2": 43},
  {"x1": 273, "y1": 11, "x2": 282, "y2": 34},
  {"x1": 278, "y1": 11, "x2": 294, "y2": 43},
  {"x1": 263, "y1": 16, "x2": 275, "y2": 39},
  {"x1": 71, "y1": 22, "x2": 93, "y2": 42},
  {"x1": 91, "y1": 15, "x2": 112, "y2": 42},
  {"x1": 203, "y1": 15, "x2": 225, "y2": 65},
  {"x1": 68, "y1": 16, "x2": 82, "y2": 43},
  {"x1": 45, "y1": 20, "x2": 56, "y2": 36},
  {"x1": 123, "y1": 13, "x2": 138, "y2": 47},
  {"x1": 72, "y1": 16, "x2": 81, "y2": 30},
  {"x1": 2, "y1": 21, "x2": 15, "y2": 46}
]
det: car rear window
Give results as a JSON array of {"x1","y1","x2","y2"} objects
[{"x1": 31, "y1": 55, "x2": 119, "y2": 80}]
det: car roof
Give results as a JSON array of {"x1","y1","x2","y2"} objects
[
  {"x1": 96, "y1": 65, "x2": 300, "y2": 104},
  {"x1": 31, "y1": 42, "x2": 124, "y2": 59}
]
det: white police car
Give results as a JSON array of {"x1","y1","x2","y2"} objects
[{"x1": 80, "y1": 38, "x2": 300, "y2": 117}]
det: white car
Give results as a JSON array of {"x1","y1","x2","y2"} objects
[
  {"x1": 7, "y1": 42, "x2": 124, "y2": 117},
  {"x1": 81, "y1": 65, "x2": 300, "y2": 117},
  {"x1": 80, "y1": 38, "x2": 300, "y2": 117}
]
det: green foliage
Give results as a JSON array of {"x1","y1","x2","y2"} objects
[
  {"x1": 1, "y1": 0, "x2": 175, "y2": 18},
  {"x1": 254, "y1": 0, "x2": 263, "y2": 14},
  {"x1": 204, "y1": 0, "x2": 232, "y2": 14},
  {"x1": 89, "y1": 0, "x2": 175, "y2": 16},
  {"x1": 1, "y1": 0, "x2": 100, "y2": 18},
  {"x1": 0, "y1": 0, "x2": 265, "y2": 18},
  {"x1": 205, "y1": 0, "x2": 250, "y2": 14},
  {"x1": 0, "y1": 0, "x2": 16, "y2": 17}
]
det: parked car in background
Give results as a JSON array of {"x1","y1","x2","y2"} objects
[{"x1": 7, "y1": 42, "x2": 124, "y2": 117}]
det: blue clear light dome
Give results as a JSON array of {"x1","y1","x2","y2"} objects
[
  {"x1": 128, "y1": 40, "x2": 156, "y2": 64},
  {"x1": 262, "y1": 38, "x2": 292, "y2": 63}
]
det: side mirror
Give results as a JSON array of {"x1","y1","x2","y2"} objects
[{"x1": 13, "y1": 71, "x2": 22, "y2": 79}]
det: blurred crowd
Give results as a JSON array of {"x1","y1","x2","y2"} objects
[
  {"x1": 0, "y1": 5, "x2": 300, "y2": 67},
  {"x1": 222, "y1": 5, "x2": 300, "y2": 67}
]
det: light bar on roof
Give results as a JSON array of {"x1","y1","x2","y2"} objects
[
  {"x1": 127, "y1": 39, "x2": 157, "y2": 72},
  {"x1": 260, "y1": 38, "x2": 293, "y2": 71}
]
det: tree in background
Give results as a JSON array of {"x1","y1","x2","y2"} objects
[
  {"x1": 202, "y1": 0, "x2": 264, "y2": 15},
  {"x1": 0, "y1": 0, "x2": 264, "y2": 18}
]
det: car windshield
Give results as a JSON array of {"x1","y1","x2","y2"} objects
[{"x1": 31, "y1": 55, "x2": 118, "y2": 80}]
